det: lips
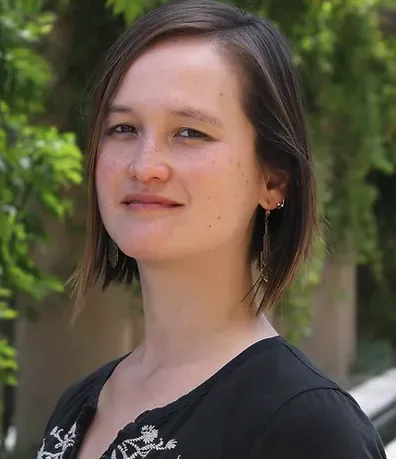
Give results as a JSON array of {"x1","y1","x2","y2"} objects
[{"x1": 122, "y1": 194, "x2": 182, "y2": 208}]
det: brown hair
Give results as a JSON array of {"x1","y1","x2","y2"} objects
[{"x1": 71, "y1": 0, "x2": 316, "y2": 313}]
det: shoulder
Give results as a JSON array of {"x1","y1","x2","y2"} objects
[
  {"x1": 223, "y1": 337, "x2": 341, "y2": 416},
  {"x1": 219, "y1": 338, "x2": 385, "y2": 458},
  {"x1": 249, "y1": 387, "x2": 386, "y2": 458},
  {"x1": 42, "y1": 353, "x2": 128, "y2": 435}
]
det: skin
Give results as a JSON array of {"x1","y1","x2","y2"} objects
[{"x1": 78, "y1": 36, "x2": 285, "y2": 459}]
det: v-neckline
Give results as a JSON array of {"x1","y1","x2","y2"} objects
[{"x1": 70, "y1": 335, "x2": 284, "y2": 459}]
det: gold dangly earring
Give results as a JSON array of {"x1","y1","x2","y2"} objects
[
  {"x1": 109, "y1": 239, "x2": 119, "y2": 268},
  {"x1": 260, "y1": 209, "x2": 271, "y2": 283},
  {"x1": 260, "y1": 199, "x2": 285, "y2": 283}
]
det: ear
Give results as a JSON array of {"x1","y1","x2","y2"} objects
[{"x1": 259, "y1": 168, "x2": 288, "y2": 211}]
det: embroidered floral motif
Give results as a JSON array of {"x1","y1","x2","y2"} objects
[
  {"x1": 110, "y1": 425, "x2": 181, "y2": 459},
  {"x1": 36, "y1": 423, "x2": 181, "y2": 459},
  {"x1": 36, "y1": 423, "x2": 77, "y2": 459}
]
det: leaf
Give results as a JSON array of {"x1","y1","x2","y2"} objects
[{"x1": 0, "y1": 308, "x2": 19, "y2": 320}]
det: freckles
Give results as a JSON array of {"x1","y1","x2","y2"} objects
[
  {"x1": 107, "y1": 156, "x2": 119, "y2": 172},
  {"x1": 96, "y1": 155, "x2": 120, "y2": 191}
]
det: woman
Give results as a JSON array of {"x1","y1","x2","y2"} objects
[{"x1": 37, "y1": 1, "x2": 386, "y2": 458}]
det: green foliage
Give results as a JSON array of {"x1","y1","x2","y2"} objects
[
  {"x1": 266, "y1": 0, "x2": 396, "y2": 337},
  {"x1": 0, "y1": 0, "x2": 83, "y2": 383},
  {"x1": 106, "y1": 0, "x2": 396, "y2": 341},
  {"x1": 106, "y1": 0, "x2": 164, "y2": 23},
  {"x1": 358, "y1": 172, "x2": 396, "y2": 348},
  {"x1": 353, "y1": 335, "x2": 396, "y2": 379}
]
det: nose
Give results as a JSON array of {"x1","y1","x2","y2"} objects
[{"x1": 128, "y1": 137, "x2": 171, "y2": 184}]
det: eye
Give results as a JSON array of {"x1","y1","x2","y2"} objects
[
  {"x1": 177, "y1": 128, "x2": 211, "y2": 140},
  {"x1": 106, "y1": 124, "x2": 137, "y2": 136}
]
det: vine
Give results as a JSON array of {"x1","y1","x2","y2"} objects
[{"x1": 0, "y1": 0, "x2": 83, "y2": 384}]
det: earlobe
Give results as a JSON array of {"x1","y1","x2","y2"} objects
[
  {"x1": 259, "y1": 169, "x2": 288, "y2": 210},
  {"x1": 259, "y1": 187, "x2": 287, "y2": 211},
  {"x1": 258, "y1": 165, "x2": 288, "y2": 210}
]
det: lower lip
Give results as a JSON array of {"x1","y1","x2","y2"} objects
[{"x1": 124, "y1": 202, "x2": 182, "y2": 211}]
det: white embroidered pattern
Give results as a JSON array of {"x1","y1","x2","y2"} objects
[
  {"x1": 36, "y1": 423, "x2": 181, "y2": 459},
  {"x1": 36, "y1": 423, "x2": 77, "y2": 459},
  {"x1": 110, "y1": 425, "x2": 181, "y2": 459}
]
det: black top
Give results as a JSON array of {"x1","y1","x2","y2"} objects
[{"x1": 37, "y1": 336, "x2": 387, "y2": 459}]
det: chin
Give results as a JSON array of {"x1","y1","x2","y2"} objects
[
  {"x1": 117, "y1": 236, "x2": 174, "y2": 262},
  {"x1": 113, "y1": 223, "x2": 183, "y2": 261},
  {"x1": 122, "y1": 246, "x2": 165, "y2": 261}
]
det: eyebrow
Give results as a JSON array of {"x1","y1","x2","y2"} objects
[
  {"x1": 107, "y1": 104, "x2": 134, "y2": 115},
  {"x1": 170, "y1": 107, "x2": 223, "y2": 129},
  {"x1": 108, "y1": 104, "x2": 223, "y2": 129}
]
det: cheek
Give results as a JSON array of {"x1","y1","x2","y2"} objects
[
  {"x1": 185, "y1": 147, "x2": 260, "y2": 220},
  {"x1": 95, "y1": 150, "x2": 120, "y2": 205},
  {"x1": 96, "y1": 156, "x2": 112, "y2": 184},
  {"x1": 209, "y1": 150, "x2": 259, "y2": 199}
]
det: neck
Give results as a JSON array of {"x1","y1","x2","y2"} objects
[{"x1": 136, "y1": 247, "x2": 277, "y2": 368}]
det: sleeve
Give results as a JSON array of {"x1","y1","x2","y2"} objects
[
  {"x1": 40, "y1": 354, "x2": 126, "y2": 436},
  {"x1": 249, "y1": 388, "x2": 387, "y2": 459},
  {"x1": 41, "y1": 377, "x2": 88, "y2": 436}
]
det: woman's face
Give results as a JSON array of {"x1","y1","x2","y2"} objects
[{"x1": 96, "y1": 37, "x2": 271, "y2": 262}]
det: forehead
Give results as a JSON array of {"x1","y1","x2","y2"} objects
[{"x1": 112, "y1": 37, "x2": 244, "y2": 115}]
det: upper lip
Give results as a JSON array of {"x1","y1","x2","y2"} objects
[{"x1": 122, "y1": 193, "x2": 182, "y2": 206}]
